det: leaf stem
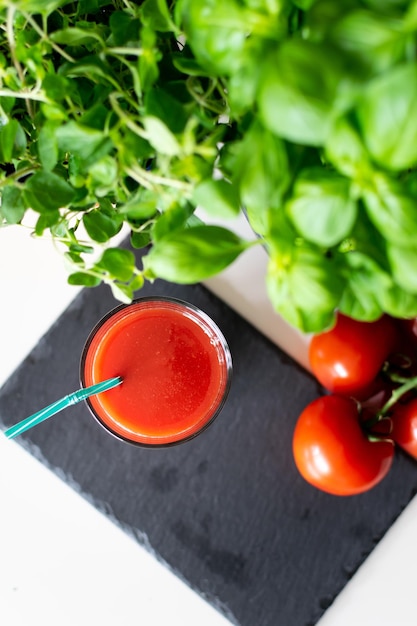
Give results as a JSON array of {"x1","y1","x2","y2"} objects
[
  {"x1": 129, "y1": 218, "x2": 155, "y2": 233},
  {"x1": 0, "y1": 165, "x2": 40, "y2": 187},
  {"x1": 0, "y1": 88, "x2": 48, "y2": 102},
  {"x1": 125, "y1": 165, "x2": 193, "y2": 193},
  {"x1": 186, "y1": 77, "x2": 227, "y2": 116},
  {"x1": 21, "y1": 11, "x2": 76, "y2": 64},
  {"x1": 5, "y1": 6, "x2": 34, "y2": 118},
  {"x1": 106, "y1": 47, "x2": 144, "y2": 57},
  {"x1": 108, "y1": 93, "x2": 145, "y2": 136}
]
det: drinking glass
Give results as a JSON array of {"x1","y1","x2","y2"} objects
[{"x1": 80, "y1": 297, "x2": 232, "y2": 447}]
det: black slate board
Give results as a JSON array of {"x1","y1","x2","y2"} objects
[{"x1": 2, "y1": 267, "x2": 417, "y2": 626}]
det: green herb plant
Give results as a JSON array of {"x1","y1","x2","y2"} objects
[{"x1": 1, "y1": 0, "x2": 417, "y2": 332}]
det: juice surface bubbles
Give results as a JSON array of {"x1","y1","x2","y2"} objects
[{"x1": 80, "y1": 297, "x2": 232, "y2": 446}]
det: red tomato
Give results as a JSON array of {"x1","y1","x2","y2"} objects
[
  {"x1": 309, "y1": 313, "x2": 398, "y2": 396},
  {"x1": 391, "y1": 398, "x2": 417, "y2": 459},
  {"x1": 293, "y1": 395, "x2": 395, "y2": 496}
]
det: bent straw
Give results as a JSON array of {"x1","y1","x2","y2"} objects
[{"x1": 4, "y1": 376, "x2": 122, "y2": 440}]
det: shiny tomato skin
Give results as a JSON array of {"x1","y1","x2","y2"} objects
[
  {"x1": 309, "y1": 313, "x2": 398, "y2": 396},
  {"x1": 391, "y1": 398, "x2": 417, "y2": 459},
  {"x1": 293, "y1": 395, "x2": 394, "y2": 496}
]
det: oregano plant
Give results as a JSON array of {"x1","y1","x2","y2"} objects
[{"x1": 1, "y1": 0, "x2": 417, "y2": 332}]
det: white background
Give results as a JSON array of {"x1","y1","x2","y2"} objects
[{"x1": 1, "y1": 215, "x2": 417, "y2": 626}]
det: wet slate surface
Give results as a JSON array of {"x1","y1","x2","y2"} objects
[{"x1": 1, "y1": 272, "x2": 417, "y2": 626}]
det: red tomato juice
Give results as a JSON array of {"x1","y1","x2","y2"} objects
[{"x1": 80, "y1": 297, "x2": 232, "y2": 446}]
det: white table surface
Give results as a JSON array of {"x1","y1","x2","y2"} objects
[{"x1": 1, "y1": 216, "x2": 417, "y2": 626}]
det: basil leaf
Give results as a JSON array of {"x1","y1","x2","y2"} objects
[
  {"x1": 143, "y1": 116, "x2": 181, "y2": 156},
  {"x1": 23, "y1": 171, "x2": 75, "y2": 212},
  {"x1": 0, "y1": 120, "x2": 26, "y2": 164},
  {"x1": 37, "y1": 121, "x2": 59, "y2": 171},
  {"x1": 227, "y1": 53, "x2": 263, "y2": 114},
  {"x1": 50, "y1": 27, "x2": 105, "y2": 47},
  {"x1": 152, "y1": 203, "x2": 193, "y2": 242},
  {"x1": 230, "y1": 121, "x2": 289, "y2": 236},
  {"x1": 349, "y1": 205, "x2": 389, "y2": 268},
  {"x1": 141, "y1": 0, "x2": 174, "y2": 33},
  {"x1": 130, "y1": 274, "x2": 145, "y2": 292},
  {"x1": 95, "y1": 248, "x2": 136, "y2": 282},
  {"x1": 178, "y1": 0, "x2": 251, "y2": 75},
  {"x1": 68, "y1": 272, "x2": 101, "y2": 287},
  {"x1": 379, "y1": 284, "x2": 417, "y2": 319},
  {"x1": 258, "y1": 40, "x2": 340, "y2": 146},
  {"x1": 193, "y1": 178, "x2": 240, "y2": 219},
  {"x1": 325, "y1": 114, "x2": 370, "y2": 178},
  {"x1": 12, "y1": 0, "x2": 68, "y2": 14},
  {"x1": 0, "y1": 185, "x2": 26, "y2": 224},
  {"x1": 357, "y1": 63, "x2": 417, "y2": 170},
  {"x1": 68, "y1": 243, "x2": 94, "y2": 255},
  {"x1": 405, "y1": 2, "x2": 417, "y2": 30},
  {"x1": 266, "y1": 246, "x2": 342, "y2": 333},
  {"x1": 42, "y1": 74, "x2": 74, "y2": 102},
  {"x1": 77, "y1": 0, "x2": 99, "y2": 14},
  {"x1": 363, "y1": 175, "x2": 417, "y2": 246},
  {"x1": 144, "y1": 225, "x2": 251, "y2": 283},
  {"x1": 387, "y1": 244, "x2": 417, "y2": 293},
  {"x1": 88, "y1": 156, "x2": 118, "y2": 193},
  {"x1": 138, "y1": 26, "x2": 160, "y2": 92},
  {"x1": 117, "y1": 129, "x2": 153, "y2": 162},
  {"x1": 145, "y1": 88, "x2": 189, "y2": 134},
  {"x1": 118, "y1": 189, "x2": 158, "y2": 220},
  {"x1": 0, "y1": 96, "x2": 16, "y2": 116},
  {"x1": 333, "y1": 9, "x2": 410, "y2": 72},
  {"x1": 339, "y1": 251, "x2": 390, "y2": 321},
  {"x1": 130, "y1": 231, "x2": 152, "y2": 249},
  {"x1": 109, "y1": 11, "x2": 139, "y2": 46},
  {"x1": 286, "y1": 169, "x2": 357, "y2": 247},
  {"x1": 56, "y1": 121, "x2": 113, "y2": 170},
  {"x1": 83, "y1": 209, "x2": 122, "y2": 243},
  {"x1": 110, "y1": 282, "x2": 134, "y2": 304}
]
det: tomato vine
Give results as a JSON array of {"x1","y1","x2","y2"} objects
[{"x1": 294, "y1": 314, "x2": 417, "y2": 496}]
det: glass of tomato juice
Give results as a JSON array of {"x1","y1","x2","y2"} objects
[{"x1": 80, "y1": 297, "x2": 232, "y2": 447}]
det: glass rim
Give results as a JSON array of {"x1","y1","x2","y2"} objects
[{"x1": 80, "y1": 296, "x2": 233, "y2": 448}]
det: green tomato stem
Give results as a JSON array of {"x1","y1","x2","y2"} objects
[
  {"x1": 378, "y1": 374, "x2": 417, "y2": 417},
  {"x1": 362, "y1": 372, "x2": 417, "y2": 434}
]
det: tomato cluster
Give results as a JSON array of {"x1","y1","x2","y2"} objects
[{"x1": 293, "y1": 313, "x2": 417, "y2": 496}]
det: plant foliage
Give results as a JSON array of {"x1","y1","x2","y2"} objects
[{"x1": 1, "y1": 0, "x2": 417, "y2": 330}]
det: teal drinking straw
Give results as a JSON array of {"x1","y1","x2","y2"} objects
[{"x1": 4, "y1": 376, "x2": 122, "y2": 440}]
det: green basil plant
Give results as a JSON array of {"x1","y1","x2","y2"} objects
[{"x1": 1, "y1": 0, "x2": 417, "y2": 332}]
